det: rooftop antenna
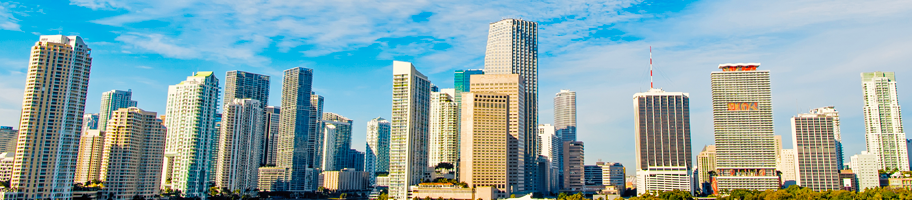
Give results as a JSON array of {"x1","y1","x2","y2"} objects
[{"x1": 650, "y1": 46, "x2": 654, "y2": 89}]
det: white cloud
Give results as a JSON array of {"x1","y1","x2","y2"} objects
[{"x1": 0, "y1": 2, "x2": 21, "y2": 31}]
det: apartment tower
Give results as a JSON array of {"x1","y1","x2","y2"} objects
[
  {"x1": 861, "y1": 71, "x2": 909, "y2": 170},
  {"x1": 99, "y1": 107, "x2": 166, "y2": 199},
  {"x1": 460, "y1": 92, "x2": 511, "y2": 198},
  {"x1": 74, "y1": 130, "x2": 104, "y2": 184},
  {"x1": 7, "y1": 35, "x2": 92, "y2": 199},
  {"x1": 97, "y1": 90, "x2": 137, "y2": 130},
  {"x1": 215, "y1": 99, "x2": 264, "y2": 192},
  {"x1": 389, "y1": 61, "x2": 432, "y2": 200},
  {"x1": 484, "y1": 18, "x2": 540, "y2": 192},
  {"x1": 710, "y1": 63, "x2": 779, "y2": 190},
  {"x1": 323, "y1": 113, "x2": 353, "y2": 171},
  {"x1": 276, "y1": 67, "x2": 314, "y2": 192},
  {"x1": 161, "y1": 71, "x2": 220, "y2": 198},
  {"x1": 633, "y1": 88, "x2": 693, "y2": 195},
  {"x1": 429, "y1": 90, "x2": 459, "y2": 167},
  {"x1": 365, "y1": 117, "x2": 391, "y2": 185},
  {"x1": 791, "y1": 106, "x2": 841, "y2": 191}
]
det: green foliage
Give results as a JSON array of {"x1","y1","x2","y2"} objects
[
  {"x1": 511, "y1": 194, "x2": 516, "y2": 198},
  {"x1": 556, "y1": 192, "x2": 586, "y2": 200},
  {"x1": 627, "y1": 185, "x2": 912, "y2": 200}
]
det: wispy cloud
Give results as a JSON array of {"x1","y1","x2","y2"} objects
[
  {"x1": 136, "y1": 65, "x2": 152, "y2": 69},
  {"x1": 0, "y1": 2, "x2": 21, "y2": 31}
]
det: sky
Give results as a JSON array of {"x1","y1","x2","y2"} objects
[{"x1": 1, "y1": 0, "x2": 912, "y2": 175}]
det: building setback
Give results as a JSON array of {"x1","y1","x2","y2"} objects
[
  {"x1": 711, "y1": 63, "x2": 779, "y2": 191},
  {"x1": 365, "y1": 117, "x2": 391, "y2": 185},
  {"x1": 161, "y1": 71, "x2": 220, "y2": 198},
  {"x1": 460, "y1": 92, "x2": 511, "y2": 198},
  {"x1": 791, "y1": 106, "x2": 841, "y2": 191},
  {"x1": 861, "y1": 71, "x2": 909, "y2": 171},
  {"x1": 99, "y1": 107, "x2": 166, "y2": 200},
  {"x1": 389, "y1": 61, "x2": 432, "y2": 200},
  {"x1": 6, "y1": 35, "x2": 92, "y2": 199},
  {"x1": 275, "y1": 67, "x2": 314, "y2": 192},
  {"x1": 484, "y1": 18, "x2": 540, "y2": 192}
]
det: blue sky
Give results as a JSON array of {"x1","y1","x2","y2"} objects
[{"x1": 2, "y1": 0, "x2": 912, "y2": 175}]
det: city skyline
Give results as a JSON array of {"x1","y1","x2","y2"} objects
[{"x1": 0, "y1": 1, "x2": 911, "y2": 177}]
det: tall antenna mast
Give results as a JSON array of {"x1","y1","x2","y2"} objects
[{"x1": 650, "y1": 46, "x2": 653, "y2": 89}]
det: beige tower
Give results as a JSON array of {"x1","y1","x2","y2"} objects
[
  {"x1": 469, "y1": 74, "x2": 526, "y2": 193},
  {"x1": 74, "y1": 130, "x2": 105, "y2": 184},
  {"x1": 7, "y1": 35, "x2": 92, "y2": 199},
  {"x1": 99, "y1": 107, "x2": 166, "y2": 200},
  {"x1": 460, "y1": 92, "x2": 511, "y2": 198}
]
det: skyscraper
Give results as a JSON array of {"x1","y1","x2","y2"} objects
[
  {"x1": 454, "y1": 69, "x2": 485, "y2": 107},
  {"x1": 262, "y1": 106, "x2": 281, "y2": 166},
  {"x1": 161, "y1": 71, "x2": 220, "y2": 198},
  {"x1": 99, "y1": 107, "x2": 166, "y2": 199},
  {"x1": 224, "y1": 71, "x2": 270, "y2": 107},
  {"x1": 696, "y1": 145, "x2": 716, "y2": 194},
  {"x1": 324, "y1": 112, "x2": 353, "y2": 171},
  {"x1": 82, "y1": 113, "x2": 99, "y2": 133},
  {"x1": 389, "y1": 61, "x2": 431, "y2": 200},
  {"x1": 791, "y1": 106, "x2": 841, "y2": 191},
  {"x1": 7, "y1": 35, "x2": 92, "y2": 199},
  {"x1": 861, "y1": 71, "x2": 909, "y2": 171},
  {"x1": 97, "y1": 90, "x2": 138, "y2": 130},
  {"x1": 321, "y1": 123, "x2": 339, "y2": 171},
  {"x1": 276, "y1": 67, "x2": 314, "y2": 192},
  {"x1": 538, "y1": 124, "x2": 559, "y2": 193},
  {"x1": 554, "y1": 90, "x2": 577, "y2": 142},
  {"x1": 470, "y1": 74, "x2": 526, "y2": 192},
  {"x1": 485, "y1": 18, "x2": 539, "y2": 192},
  {"x1": 460, "y1": 92, "x2": 511, "y2": 198},
  {"x1": 215, "y1": 99, "x2": 264, "y2": 192},
  {"x1": 365, "y1": 117, "x2": 391, "y2": 185},
  {"x1": 307, "y1": 93, "x2": 325, "y2": 169},
  {"x1": 633, "y1": 88, "x2": 693, "y2": 195},
  {"x1": 74, "y1": 130, "x2": 104, "y2": 184},
  {"x1": 563, "y1": 141, "x2": 585, "y2": 192},
  {"x1": 345, "y1": 149, "x2": 365, "y2": 171},
  {"x1": 429, "y1": 90, "x2": 458, "y2": 167},
  {"x1": 711, "y1": 63, "x2": 779, "y2": 190}
]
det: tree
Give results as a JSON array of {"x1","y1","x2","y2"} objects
[{"x1": 510, "y1": 194, "x2": 516, "y2": 198}]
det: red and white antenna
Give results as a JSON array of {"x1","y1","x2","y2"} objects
[{"x1": 650, "y1": 46, "x2": 653, "y2": 89}]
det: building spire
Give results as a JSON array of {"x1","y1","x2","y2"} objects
[{"x1": 650, "y1": 46, "x2": 653, "y2": 89}]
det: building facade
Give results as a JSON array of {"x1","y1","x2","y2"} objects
[
  {"x1": 599, "y1": 162, "x2": 626, "y2": 193},
  {"x1": 161, "y1": 71, "x2": 220, "y2": 198},
  {"x1": 307, "y1": 93, "x2": 325, "y2": 170},
  {"x1": 429, "y1": 91, "x2": 459, "y2": 167},
  {"x1": 711, "y1": 63, "x2": 779, "y2": 191},
  {"x1": 74, "y1": 130, "x2": 105, "y2": 184},
  {"x1": 82, "y1": 113, "x2": 99, "y2": 133},
  {"x1": 365, "y1": 117, "x2": 391, "y2": 185},
  {"x1": 8, "y1": 35, "x2": 92, "y2": 199},
  {"x1": 460, "y1": 92, "x2": 511, "y2": 197},
  {"x1": 584, "y1": 166, "x2": 603, "y2": 186},
  {"x1": 275, "y1": 67, "x2": 315, "y2": 192},
  {"x1": 469, "y1": 74, "x2": 527, "y2": 193},
  {"x1": 563, "y1": 141, "x2": 585, "y2": 192},
  {"x1": 0, "y1": 127, "x2": 15, "y2": 153},
  {"x1": 555, "y1": 90, "x2": 577, "y2": 142},
  {"x1": 0, "y1": 153, "x2": 14, "y2": 181},
  {"x1": 861, "y1": 71, "x2": 909, "y2": 171},
  {"x1": 389, "y1": 61, "x2": 432, "y2": 200},
  {"x1": 321, "y1": 169, "x2": 370, "y2": 192},
  {"x1": 851, "y1": 151, "x2": 880, "y2": 191},
  {"x1": 696, "y1": 145, "x2": 716, "y2": 194},
  {"x1": 99, "y1": 107, "x2": 166, "y2": 200},
  {"x1": 484, "y1": 18, "x2": 539, "y2": 192},
  {"x1": 633, "y1": 88, "x2": 693, "y2": 195},
  {"x1": 324, "y1": 112, "x2": 353, "y2": 171},
  {"x1": 777, "y1": 149, "x2": 797, "y2": 187},
  {"x1": 345, "y1": 149, "x2": 365, "y2": 171},
  {"x1": 791, "y1": 106, "x2": 841, "y2": 191},
  {"x1": 97, "y1": 90, "x2": 138, "y2": 131},
  {"x1": 262, "y1": 106, "x2": 281, "y2": 166},
  {"x1": 215, "y1": 99, "x2": 264, "y2": 192},
  {"x1": 538, "y1": 124, "x2": 560, "y2": 193}
]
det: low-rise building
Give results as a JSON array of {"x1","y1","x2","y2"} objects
[
  {"x1": 0, "y1": 153, "x2": 14, "y2": 181},
  {"x1": 409, "y1": 183, "x2": 495, "y2": 200},
  {"x1": 888, "y1": 172, "x2": 912, "y2": 189},
  {"x1": 839, "y1": 169, "x2": 856, "y2": 192},
  {"x1": 321, "y1": 168, "x2": 370, "y2": 192},
  {"x1": 257, "y1": 167, "x2": 286, "y2": 192}
]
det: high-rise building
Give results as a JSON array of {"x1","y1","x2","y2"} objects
[
  {"x1": 696, "y1": 145, "x2": 716, "y2": 194},
  {"x1": 851, "y1": 151, "x2": 879, "y2": 191},
  {"x1": 74, "y1": 130, "x2": 105, "y2": 184},
  {"x1": 365, "y1": 117, "x2": 391, "y2": 185},
  {"x1": 538, "y1": 124, "x2": 559, "y2": 193},
  {"x1": 554, "y1": 90, "x2": 577, "y2": 142},
  {"x1": 307, "y1": 93, "x2": 325, "y2": 169},
  {"x1": 633, "y1": 88, "x2": 693, "y2": 195},
  {"x1": 484, "y1": 18, "x2": 539, "y2": 192},
  {"x1": 324, "y1": 112, "x2": 353, "y2": 171},
  {"x1": 321, "y1": 122, "x2": 340, "y2": 171},
  {"x1": 469, "y1": 74, "x2": 527, "y2": 192},
  {"x1": 460, "y1": 92, "x2": 511, "y2": 198},
  {"x1": 429, "y1": 90, "x2": 458, "y2": 167},
  {"x1": 7, "y1": 35, "x2": 92, "y2": 199},
  {"x1": 711, "y1": 63, "x2": 779, "y2": 190},
  {"x1": 454, "y1": 69, "x2": 485, "y2": 107},
  {"x1": 224, "y1": 71, "x2": 270, "y2": 107},
  {"x1": 99, "y1": 107, "x2": 166, "y2": 200},
  {"x1": 389, "y1": 61, "x2": 432, "y2": 200},
  {"x1": 98, "y1": 90, "x2": 138, "y2": 130},
  {"x1": 161, "y1": 71, "x2": 220, "y2": 198},
  {"x1": 262, "y1": 106, "x2": 281, "y2": 166},
  {"x1": 345, "y1": 149, "x2": 365, "y2": 171},
  {"x1": 777, "y1": 149, "x2": 797, "y2": 187},
  {"x1": 82, "y1": 113, "x2": 99, "y2": 133},
  {"x1": 861, "y1": 71, "x2": 909, "y2": 171},
  {"x1": 563, "y1": 141, "x2": 585, "y2": 192},
  {"x1": 215, "y1": 99, "x2": 264, "y2": 192},
  {"x1": 791, "y1": 106, "x2": 841, "y2": 191},
  {"x1": 275, "y1": 67, "x2": 314, "y2": 192},
  {"x1": 0, "y1": 127, "x2": 16, "y2": 153}
]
